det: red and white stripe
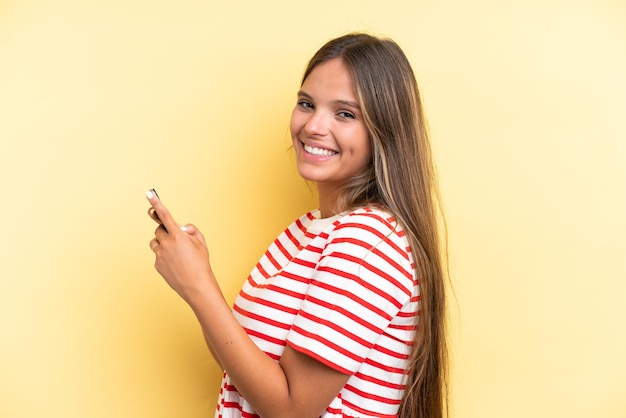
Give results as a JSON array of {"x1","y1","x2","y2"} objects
[{"x1": 215, "y1": 208, "x2": 419, "y2": 418}]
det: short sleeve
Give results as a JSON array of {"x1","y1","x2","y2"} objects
[{"x1": 285, "y1": 210, "x2": 415, "y2": 375}]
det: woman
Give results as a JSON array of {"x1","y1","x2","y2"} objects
[{"x1": 147, "y1": 33, "x2": 448, "y2": 418}]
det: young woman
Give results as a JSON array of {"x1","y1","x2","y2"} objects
[{"x1": 147, "y1": 33, "x2": 448, "y2": 418}]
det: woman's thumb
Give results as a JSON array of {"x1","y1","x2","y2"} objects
[{"x1": 181, "y1": 224, "x2": 206, "y2": 246}]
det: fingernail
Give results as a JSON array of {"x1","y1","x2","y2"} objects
[
  {"x1": 180, "y1": 226, "x2": 188, "y2": 232},
  {"x1": 146, "y1": 188, "x2": 159, "y2": 200}
]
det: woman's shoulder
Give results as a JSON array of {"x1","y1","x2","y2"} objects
[
  {"x1": 326, "y1": 206, "x2": 414, "y2": 270},
  {"x1": 290, "y1": 207, "x2": 405, "y2": 243},
  {"x1": 335, "y1": 206, "x2": 401, "y2": 233},
  {"x1": 324, "y1": 207, "x2": 409, "y2": 252}
]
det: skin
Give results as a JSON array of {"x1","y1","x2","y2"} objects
[{"x1": 147, "y1": 58, "x2": 371, "y2": 417}]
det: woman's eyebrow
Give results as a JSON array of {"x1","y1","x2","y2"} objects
[
  {"x1": 296, "y1": 90, "x2": 312, "y2": 99},
  {"x1": 334, "y1": 99, "x2": 360, "y2": 110}
]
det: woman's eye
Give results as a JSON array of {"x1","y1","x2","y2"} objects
[
  {"x1": 338, "y1": 111, "x2": 355, "y2": 119},
  {"x1": 297, "y1": 100, "x2": 313, "y2": 109}
]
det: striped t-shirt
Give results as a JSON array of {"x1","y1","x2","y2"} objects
[{"x1": 215, "y1": 207, "x2": 419, "y2": 418}]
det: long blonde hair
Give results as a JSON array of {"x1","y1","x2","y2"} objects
[{"x1": 302, "y1": 33, "x2": 448, "y2": 418}]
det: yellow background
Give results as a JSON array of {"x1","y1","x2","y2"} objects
[{"x1": 1, "y1": 0, "x2": 624, "y2": 417}]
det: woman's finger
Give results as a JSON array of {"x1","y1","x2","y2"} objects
[
  {"x1": 183, "y1": 224, "x2": 207, "y2": 246},
  {"x1": 149, "y1": 206, "x2": 190, "y2": 236},
  {"x1": 148, "y1": 207, "x2": 162, "y2": 224},
  {"x1": 154, "y1": 224, "x2": 168, "y2": 241},
  {"x1": 146, "y1": 189, "x2": 179, "y2": 233}
]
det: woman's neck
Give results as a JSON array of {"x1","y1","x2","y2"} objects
[
  {"x1": 317, "y1": 184, "x2": 341, "y2": 218},
  {"x1": 317, "y1": 183, "x2": 379, "y2": 218}
]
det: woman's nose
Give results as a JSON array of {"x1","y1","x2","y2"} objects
[{"x1": 303, "y1": 110, "x2": 329, "y2": 136}]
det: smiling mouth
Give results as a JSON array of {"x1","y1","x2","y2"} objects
[{"x1": 303, "y1": 143, "x2": 338, "y2": 157}]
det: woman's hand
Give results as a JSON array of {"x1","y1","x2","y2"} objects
[{"x1": 146, "y1": 190, "x2": 215, "y2": 304}]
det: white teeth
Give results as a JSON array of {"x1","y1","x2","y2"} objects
[{"x1": 304, "y1": 144, "x2": 337, "y2": 156}]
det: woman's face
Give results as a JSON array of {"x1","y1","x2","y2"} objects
[{"x1": 290, "y1": 58, "x2": 371, "y2": 192}]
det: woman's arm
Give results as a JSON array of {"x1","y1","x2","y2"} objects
[
  {"x1": 147, "y1": 192, "x2": 350, "y2": 418},
  {"x1": 188, "y1": 285, "x2": 349, "y2": 418}
]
